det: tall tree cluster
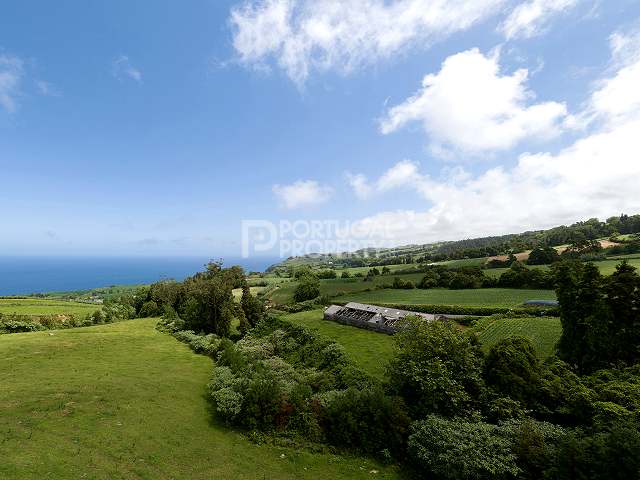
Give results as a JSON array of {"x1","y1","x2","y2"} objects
[{"x1": 555, "y1": 261, "x2": 640, "y2": 373}]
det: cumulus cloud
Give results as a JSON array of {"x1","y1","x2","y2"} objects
[
  {"x1": 273, "y1": 179, "x2": 333, "y2": 209},
  {"x1": 0, "y1": 53, "x2": 24, "y2": 113},
  {"x1": 380, "y1": 48, "x2": 567, "y2": 155},
  {"x1": 112, "y1": 55, "x2": 142, "y2": 83},
  {"x1": 230, "y1": 0, "x2": 507, "y2": 84},
  {"x1": 351, "y1": 30, "x2": 640, "y2": 245},
  {"x1": 500, "y1": 0, "x2": 581, "y2": 40}
]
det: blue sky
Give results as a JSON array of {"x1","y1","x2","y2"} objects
[{"x1": 1, "y1": 0, "x2": 640, "y2": 259}]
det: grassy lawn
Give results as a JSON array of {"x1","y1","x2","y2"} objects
[
  {"x1": 0, "y1": 319, "x2": 400, "y2": 480},
  {"x1": 473, "y1": 316, "x2": 562, "y2": 359},
  {"x1": 0, "y1": 298, "x2": 100, "y2": 316},
  {"x1": 280, "y1": 310, "x2": 395, "y2": 380},
  {"x1": 334, "y1": 288, "x2": 556, "y2": 308}
]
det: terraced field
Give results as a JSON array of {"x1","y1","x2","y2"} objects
[{"x1": 473, "y1": 316, "x2": 562, "y2": 359}]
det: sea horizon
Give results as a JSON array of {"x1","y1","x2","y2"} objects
[{"x1": 0, "y1": 255, "x2": 281, "y2": 296}]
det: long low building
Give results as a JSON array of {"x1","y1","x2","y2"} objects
[{"x1": 324, "y1": 302, "x2": 458, "y2": 334}]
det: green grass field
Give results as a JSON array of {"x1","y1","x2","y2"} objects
[
  {"x1": 0, "y1": 298, "x2": 100, "y2": 317},
  {"x1": 473, "y1": 316, "x2": 562, "y2": 359},
  {"x1": 268, "y1": 273, "x2": 425, "y2": 304},
  {"x1": 334, "y1": 288, "x2": 556, "y2": 308},
  {"x1": 0, "y1": 319, "x2": 400, "y2": 480},
  {"x1": 281, "y1": 310, "x2": 395, "y2": 380}
]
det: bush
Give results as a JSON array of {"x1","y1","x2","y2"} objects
[
  {"x1": 138, "y1": 300, "x2": 161, "y2": 318},
  {"x1": 484, "y1": 337, "x2": 545, "y2": 409},
  {"x1": 388, "y1": 317, "x2": 485, "y2": 418},
  {"x1": 321, "y1": 387, "x2": 410, "y2": 457},
  {"x1": 408, "y1": 416, "x2": 520, "y2": 480},
  {"x1": 550, "y1": 419, "x2": 640, "y2": 480},
  {"x1": 293, "y1": 274, "x2": 320, "y2": 302}
]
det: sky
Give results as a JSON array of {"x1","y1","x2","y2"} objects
[{"x1": 1, "y1": 0, "x2": 640, "y2": 259}]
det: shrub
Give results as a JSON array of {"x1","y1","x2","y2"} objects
[
  {"x1": 550, "y1": 419, "x2": 640, "y2": 480},
  {"x1": 388, "y1": 317, "x2": 485, "y2": 418},
  {"x1": 138, "y1": 300, "x2": 160, "y2": 318},
  {"x1": 321, "y1": 387, "x2": 410, "y2": 457},
  {"x1": 293, "y1": 274, "x2": 320, "y2": 302},
  {"x1": 408, "y1": 416, "x2": 520, "y2": 480}
]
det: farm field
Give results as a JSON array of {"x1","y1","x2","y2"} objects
[
  {"x1": 0, "y1": 298, "x2": 100, "y2": 317},
  {"x1": 280, "y1": 309, "x2": 395, "y2": 380},
  {"x1": 268, "y1": 273, "x2": 425, "y2": 304},
  {"x1": 0, "y1": 319, "x2": 399, "y2": 480},
  {"x1": 334, "y1": 288, "x2": 556, "y2": 308},
  {"x1": 593, "y1": 257, "x2": 640, "y2": 275},
  {"x1": 473, "y1": 316, "x2": 562, "y2": 359},
  {"x1": 231, "y1": 285, "x2": 265, "y2": 300}
]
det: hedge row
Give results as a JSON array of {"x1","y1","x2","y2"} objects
[{"x1": 334, "y1": 301, "x2": 559, "y2": 317}]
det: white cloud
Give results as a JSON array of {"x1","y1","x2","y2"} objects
[
  {"x1": 380, "y1": 48, "x2": 567, "y2": 155},
  {"x1": 350, "y1": 31, "x2": 640, "y2": 246},
  {"x1": 273, "y1": 179, "x2": 333, "y2": 209},
  {"x1": 583, "y1": 29, "x2": 640, "y2": 127},
  {"x1": 0, "y1": 54, "x2": 24, "y2": 113},
  {"x1": 500, "y1": 0, "x2": 581, "y2": 40},
  {"x1": 230, "y1": 0, "x2": 507, "y2": 84},
  {"x1": 112, "y1": 55, "x2": 142, "y2": 83}
]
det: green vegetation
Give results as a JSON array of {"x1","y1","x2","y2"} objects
[
  {"x1": 335, "y1": 288, "x2": 556, "y2": 308},
  {"x1": 0, "y1": 298, "x2": 100, "y2": 316},
  {"x1": 473, "y1": 316, "x2": 562, "y2": 359},
  {"x1": 0, "y1": 319, "x2": 399, "y2": 480},
  {"x1": 268, "y1": 273, "x2": 425, "y2": 304},
  {"x1": 280, "y1": 309, "x2": 395, "y2": 379}
]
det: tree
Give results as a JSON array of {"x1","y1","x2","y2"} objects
[
  {"x1": 408, "y1": 415, "x2": 520, "y2": 480},
  {"x1": 382, "y1": 266, "x2": 391, "y2": 275},
  {"x1": 340, "y1": 270, "x2": 351, "y2": 278},
  {"x1": 418, "y1": 269, "x2": 439, "y2": 289},
  {"x1": 293, "y1": 274, "x2": 320, "y2": 302},
  {"x1": 240, "y1": 284, "x2": 265, "y2": 327},
  {"x1": 178, "y1": 266, "x2": 237, "y2": 336},
  {"x1": 484, "y1": 337, "x2": 544, "y2": 409},
  {"x1": 388, "y1": 318, "x2": 485, "y2": 418},
  {"x1": 604, "y1": 261, "x2": 640, "y2": 366},
  {"x1": 527, "y1": 247, "x2": 560, "y2": 265}
]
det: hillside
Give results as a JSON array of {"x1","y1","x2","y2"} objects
[
  {"x1": 0, "y1": 319, "x2": 399, "y2": 480},
  {"x1": 268, "y1": 214, "x2": 640, "y2": 272}
]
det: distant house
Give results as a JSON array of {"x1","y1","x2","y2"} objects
[{"x1": 324, "y1": 302, "x2": 461, "y2": 334}]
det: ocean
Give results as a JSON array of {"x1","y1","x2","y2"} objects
[{"x1": 0, "y1": 256, "x2": 281, "y2": 296}]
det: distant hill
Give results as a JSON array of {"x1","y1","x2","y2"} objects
[{"x1": 269, "y1": 214, "x2": 640, "y2": 272}]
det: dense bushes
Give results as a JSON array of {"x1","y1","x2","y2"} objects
[
  {"x1": 388, "y1": 318, "x2": 485, "y2": 418},
  {"x1": 204, "y1": 316, "x2": 411, "y2": 455}
]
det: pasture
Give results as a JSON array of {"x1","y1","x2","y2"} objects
[
  {"x1": 267, "y1": 273, "x2": 425, "y2": 304},
  {"x1": 280, "y1": 309, "x2": 395, "y2": 380},
  {"x1": 473, "y1": 316, "x2": 562, "y2": 359},
  {"x1": 0, "y1": 319, "x2": 399, "y2": 480},
  {"x1": 0, "y1": 298, "x2": 100, "y2": 317},
  {"x1": 334, "y1": 288, "x2": 557, "y2": 308}
]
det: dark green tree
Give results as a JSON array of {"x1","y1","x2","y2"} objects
[
  {"x1": 388, "y1": 318, "x2": 485, "y2": 418},
  {"x1": 293, "y1": 274, "x2": 320, "y2": 302}
]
